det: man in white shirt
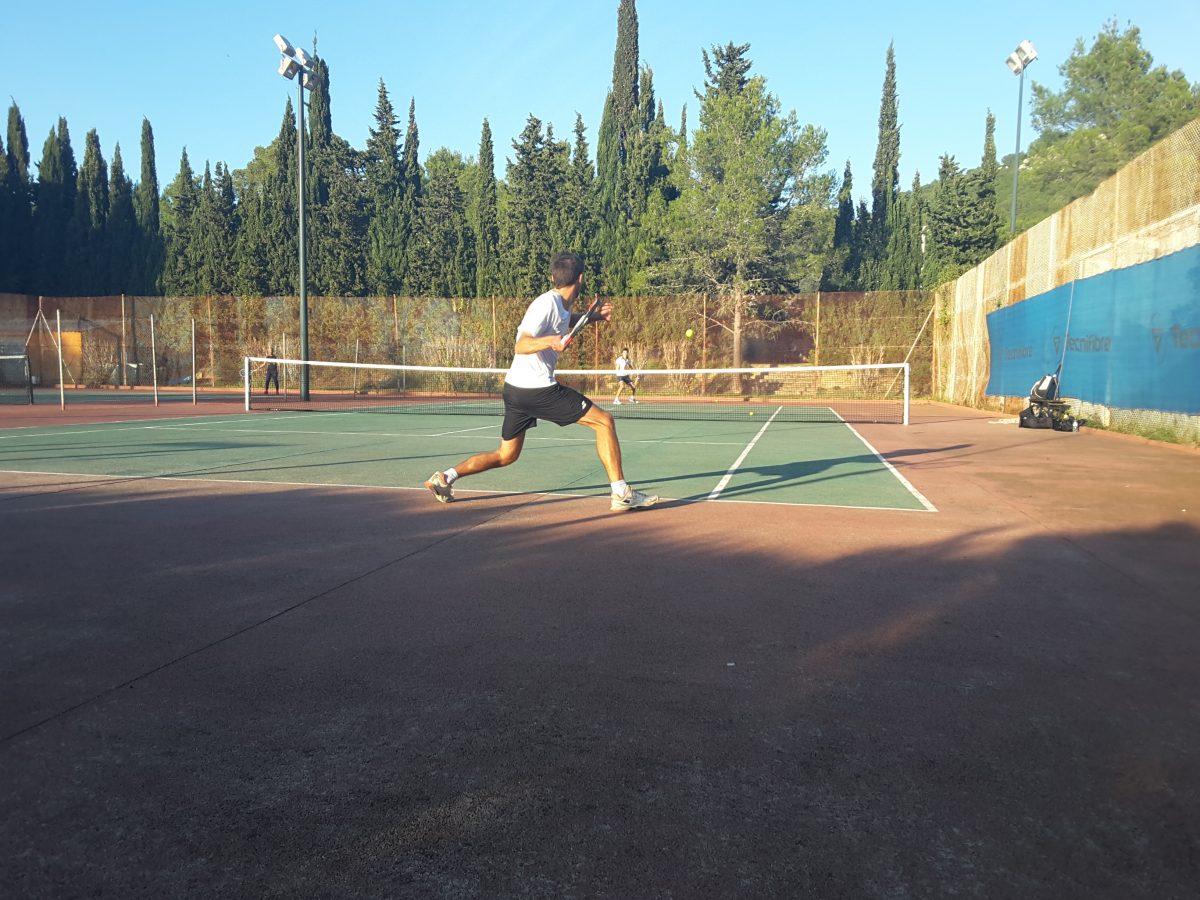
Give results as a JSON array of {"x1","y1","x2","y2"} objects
[
  {"x1": 613, "y1": 347, "x2": 639, "y2": 405},
  {"x1": 425, "y1": 252, "x2": 658, "y2": 511}
]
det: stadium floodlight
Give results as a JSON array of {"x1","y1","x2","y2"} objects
[
  {"x1": 273, "y1": 32, "x2": 315, "y2": 400},
  {"x1": 1006, "y1": 39, "x2": 1038, "y2": 235}
]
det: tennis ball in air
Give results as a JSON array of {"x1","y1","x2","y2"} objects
[
  {"x1": 685, "y1": 328, "x2": 695, "y2": 338},
  {"x1": 749, "y1": 411, "x2": 755, "y2": 416}
]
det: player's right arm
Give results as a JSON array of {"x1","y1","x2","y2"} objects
[{"x1": 515, "y1": 332, "x2": 565, "y2": 354}]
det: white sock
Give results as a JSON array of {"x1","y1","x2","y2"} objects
[
  {"x1": 611, "y1": 480, "x2": 628, "y2": 496},
  {"x1": 445, "y1": 467, "x2": 460, "y2": 484}
]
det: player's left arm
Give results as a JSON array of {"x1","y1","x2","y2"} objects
[{"x1": 569, "y1": 300, "x2": 612, "y2": 330}]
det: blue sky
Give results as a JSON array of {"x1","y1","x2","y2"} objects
[{"x1": 3, "y1": 1, "x2": 1197, "y2": 203}]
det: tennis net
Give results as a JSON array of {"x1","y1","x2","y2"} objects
[
  {"x1": 244, "y1": 357, "x2": 910, "y2": 424},
  {"x1": 0, "y1": 354, "x2": 34, "y2": 405}
]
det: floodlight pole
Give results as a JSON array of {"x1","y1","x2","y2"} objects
[
  {"x1": 296, "y1": 73, "x2": 309, "y2": 401},
  {"x1": 275, "y1": 33, "x2": 313, "y2": 400},
  {"x1": 1007, "y1": 39, "x2": 1038, "y2": 236}
]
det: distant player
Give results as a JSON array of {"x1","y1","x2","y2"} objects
[
  {"x1": 613, "y1": 347, "x2": 639, "y2": 405},
  {"x1": 424, "y1": 252, "x2": 658, "y2": 512},
  {"x1": 264, "y1": 352, "x2": 279, "y2": 395}
]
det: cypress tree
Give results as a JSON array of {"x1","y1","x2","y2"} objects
[
  {"x1": 161, "y1": 148, "x2": 199, "y2": 295},
  {"x1": 5, "y1": 103, "x2": 32, "y2": 292},
  {"x1": 398, "y1": 98, "x2": 422, "y2": 291},
  {"x1": 596, "y1": 0, "x2": 641, "y2": 294},
  {"x1": 558, "y1": 114, "x2": 597, "y2": 275},
  {"x1": 33, "y1": 119, "x2": 77, "y2": 293},
  {"x1": 263, "y1": 100, "x2": 298, "y2": 294},
  {"x1": 500, "y1": 115, "x2": 563, "y2": 297},
  {"x1": 365, "y1": 80, "x2": 404, "y2": 295},
  {"x1": 823, "y1": 160, "x2": 858, "y2": 290},
  {"x1": 73, "y1": 129, "x2": 109, "y2": 293},
  {"x1": 471, "y1": 119, "x2": 500, "y2": 298},
  {"x1": 107, "y1": 144, "x2": 137, "y2": 293},
  {"x1": 134, "y1": 118, "x2": 162, "y2": 293},
  {"x1": 976, "y1": 111, "x2": 1002, "y2": 255},
  {"x1": 864, "y1": 43, "x2": 900, "y2": 288},
  {"x1": 408, "y1": 149, "x2": 473, "y2": 298}
]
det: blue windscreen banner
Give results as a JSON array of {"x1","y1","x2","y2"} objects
[{"x1": 985, "y1": 244, "x2": 1200, "y2": 414}]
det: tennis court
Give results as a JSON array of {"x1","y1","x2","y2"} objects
[
  {"x1": 3, "y1": 394, "x2": 1198, "y2": 897},
  {"x1": 0, "y1": 404, "x2": 932, "y2": 512}
]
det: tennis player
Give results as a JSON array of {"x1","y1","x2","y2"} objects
[
  {"x1": 612, "y1": 347, "x2": 639, "y2": 405},
  {"x1": 424, "y1": 252, "x2": 659, "y2": 512}
]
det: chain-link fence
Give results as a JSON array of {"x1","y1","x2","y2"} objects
[{"x1": 0, "y1": 290, "x2": 935, "y2": 397}]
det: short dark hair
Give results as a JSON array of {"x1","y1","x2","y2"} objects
[{"x1": 551, "y1": 252, "x2": 585, "y2": 288}]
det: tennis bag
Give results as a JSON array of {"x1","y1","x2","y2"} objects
[{"x1": 1018, "y1": 406, "x2": 1055, "y2": 429}]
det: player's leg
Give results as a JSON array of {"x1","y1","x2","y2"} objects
[
  {"x1": 425, "y1": 435, "x2": 525, "y2": 503},
  {"x1": 613, "y1": 378, "x2": 625, "y2": 404},
  {"x1": 575, "y1": 405, "x2": 658, "y2": 511},
  {"x1": 576, "y1": 404, "x2": 623, "y2": 482}
]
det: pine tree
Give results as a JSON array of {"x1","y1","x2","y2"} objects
[
  {"x1": 133, "y1": 118, "x2": 162, "y2": 293},
  {"x1": 657, "y1": 47, "x2": 834, "y2": 367},
  {"x1": 107, "y1": 144, "x2": 137, "y2": 293},
  {"x1": 471, "y1": 119, "x2": 500, "y2": 298}
]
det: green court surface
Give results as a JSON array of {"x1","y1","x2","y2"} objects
[{"x1": 0, "y1": 409, "x2": 933, "y2": 511}]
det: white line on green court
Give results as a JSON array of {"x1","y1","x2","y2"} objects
[
  {"x1": 839, "y1": 420, "x2": 937, "y2": 512},
  {"x1": 706, "y1": 406, "x2": 783, "y2": 501}
]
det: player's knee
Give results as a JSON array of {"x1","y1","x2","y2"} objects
[{"x1": 497, "y1": 446, "x2": 522, "y2": 466}]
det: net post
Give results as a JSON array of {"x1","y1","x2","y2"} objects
[
  {"x1": 191, "y1": 318, "x2": 197, "y2": 405},
  {"x1": 243, "y1": 357, "x2": 250, "y2": 411},
  {"x1": 56, "y1": 309, "x2": 65, "y2": 410},
  {"x1": 150, "y1": 314, "x2": 159, "y2": 407},
  {"x1": 903, "y1": 363, "x2": 910, "y2": 426}
]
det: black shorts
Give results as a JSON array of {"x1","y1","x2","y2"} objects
[
  {"x1": 502, "y1": 382, "x2": 593, "y2": 440},
  {"x1": 616, "y1": 375, "x2": 634, "y2": 386}
]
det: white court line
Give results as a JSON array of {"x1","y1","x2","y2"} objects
[
  {"x1": 835, "y1": 415, "x2": 937, "y2": 512},
  {"x1": 706, "y1": 406, "x2": 782, "y2": 500}
]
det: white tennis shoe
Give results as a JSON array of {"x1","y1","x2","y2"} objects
[
  {"x1": 610, "y1": 486, "x2": 659, "y2": 511},
  {"x1": 424, "y1": 471, "x2": 454, "y2": 503}
]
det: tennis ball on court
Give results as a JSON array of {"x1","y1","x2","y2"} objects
[{"x1": 685, "y1": 328, "x2": 695, "y2": 338}]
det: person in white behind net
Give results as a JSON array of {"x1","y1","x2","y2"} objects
[
  {"x1": 424, "y1": 252, "x2": 659, "y2": 512},
  {"x1": 612, "y1": 347, "x2": 639, "y2": 405}
]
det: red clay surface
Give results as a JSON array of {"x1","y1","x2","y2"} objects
[{"x1": 2, "y1": 400, "x2": 1197, "y2": 897}]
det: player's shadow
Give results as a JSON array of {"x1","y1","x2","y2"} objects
[{"x1": 565, "y1": 444, "x2": 971, "y2": 502}]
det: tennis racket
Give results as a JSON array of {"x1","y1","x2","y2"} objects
[{"x1": 561, "y1": 295, "x2": 603, "y2": 349}]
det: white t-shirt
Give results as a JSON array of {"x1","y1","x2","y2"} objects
[
  {"x1": 505, "y1": 289, "x2": 570, "y2": 389},
  {"x1": 615, "y1": 354, "x2": 631, "y2": 375}
]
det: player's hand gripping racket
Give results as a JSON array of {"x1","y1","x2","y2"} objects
[{"x1": 561, "y1": 296, "x2": 604, "y2": 349}]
